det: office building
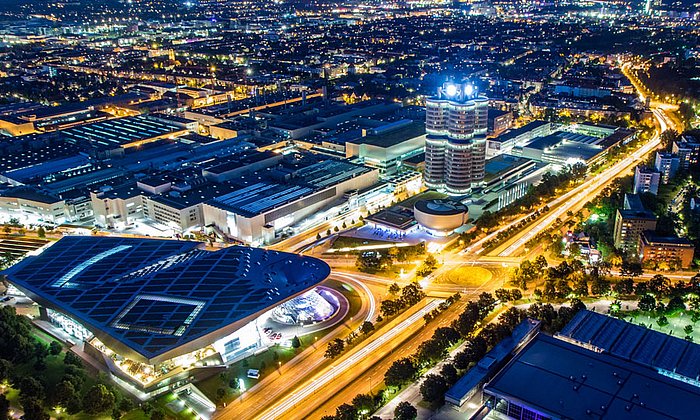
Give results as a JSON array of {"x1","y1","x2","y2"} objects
[
  {"x1": 424, "y1": 82, "x2": 488, "y2": 195},
  {"x1": 487, "y1": 109, "x2": 514, "y2": 137},
  {"x1": 613, "y1": 193, "x2": 657, "y2": 253},
  {"x1": 633, "y1": 166, "x2": 660, "y2": 195},
  {"x1": 654, "y1": 152, "x2": 680, "y2": 184},
  {"x1": 486, "y1": 120, "x2": 552, "y2": 158},
  {"x1": 2, "y1": 236, "x2": 333, "y2": 396}
]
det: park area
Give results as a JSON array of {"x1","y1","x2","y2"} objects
[{"x1": 620, "y1": 309, "x2": 700, "y2": 341}]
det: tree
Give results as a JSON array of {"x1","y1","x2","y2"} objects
[
  {"x1": 614, "y1": 278, "x2": 634, "y2": 295},
  {"x1": 49, "y1": 341, "x2": 62, "y2": 356},
  {"x1": 648, "y1": 274, "x2": 671, "y2": 297},
  {"x1": 685, "y1": 325, "x2": 694, "y2": 335},
  {"x1": 510, "y1": 289, "x2": 523, "y2": 301},
  {"x1": 388, "y1": 283, "x2": 401, "y2": 296},
  {"x1": 417, "y1": 339, "x2": 448, "y2": 364},
  {"x1": 477, "y1": 292, "x2": 496, "y2": 316},
  {"x1": 657, "y1": 315, "x2": 669, "y2": 327},
  {"x1": 0, "y1": 394, "x2": 9, "y2": 420},
  {"x1": 401, "y1": 283, "x2": 425, "y2": 307},
  {"x1": 360, "y1": 321, "x2": 375, "y2": 335},
  {"x1": 452, "y1": 302, "x2": 481, "y2": 337},
  {"x1": 334, "y1": 403, "x2": 357, "y2": 420},
  {"x1": 384, "y1": 358, "x2": 418, "y2": 387},
  {"x1": 150, "y1": 410, "x2": 166, "y2": 420},
  {"x1": 18, "y1": 376, "x2": 45, "y2": 401},
  {"x1": 0, "y1": 306, "x2": 36, "y2": 363},
  {"x1": 433, "y1": 327, "x2": 460, "y2": 347},
  {"x1": 667, "y1": 296, "x2": 686, "y2": 312},
  {"x1": 356, "y1": 252, "x2": 383, "y2": 273},
  {"x1": 118, "y1": 398, "x2": 134, "y2": 413},
  {"x1": 440, "y1": 363, "x2": 459, "y2": 385},
  {"x1": 21, "y1": 396, "x2": 48, "y2": 420},
  {"x1": 37, "y1": 226, "x2": 46, "y2": 238},
  {"x1": 394, "y1": 401, "x2": 418, "y2": 420},
  {"x1": 380, "y1": 299, "x2": 401, "y2": 317},
  {"x1": 291, "y1": 335, "x2": 301, "y2": 349},
  {"x1": 52, "y1": 380, "x2": 78, "y2": 407},
  {"x1": 638, "y1": 294, "x2": 656, "y2": 312},
  {"x1": 83, "y1": 384, "x2": 115, "y2": 414},
  {"x1": 64, "y1": 351, "x2": 83, "y2": 367},
  {"x1": 351, "y1": 393, "x2": 375, "y2": 414},
  {"x1": 591, "y1": 278, "x2": 611, "y2": 296},
  {"x1": 495, "y1": 288, "x2": 511, "y2": 302},
  {"x1": 0, "y1": 359, "x2": 11, "y2": 382},
  {"x1": 420, "y1": 374, "x2": 449, "y2": 403},
  {"x1": 325, "y1": 338, "x2": 345, "y2": 359}
]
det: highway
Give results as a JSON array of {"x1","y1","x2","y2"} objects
[
  {"x1": 256, "y1": 299, "x2": 444, "y2": 420},
  {"x1": 496, "y1": 108, "x2": 668, "y2": 257},
  {"x1": 212, "y1": 273, "x2": 375, "y2": 420},
  {"x1": 306, "y1": 267, "x2": 504, "y2": 419},
  {"x1": 463, "y1": 107, "x2": 671, "y2": 259}
]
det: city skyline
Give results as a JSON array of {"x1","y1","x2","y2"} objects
[{"x1": 0, "y1": 1, "x2": 698, "y2": 420}]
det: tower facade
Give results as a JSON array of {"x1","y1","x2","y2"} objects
[{"x1": 424, "y1": 82, "x2": 488, "y2": 195}]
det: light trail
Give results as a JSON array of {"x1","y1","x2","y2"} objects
[
  {"x1": 498, "y1": 110, "x2": 667, "y2": 256},
  {"x1": 256, "y1": 299, "x2": 443, "y2": 420},
  {"x1": 332, "y1": 272, "x2": 377, "y2": 322},
  {"x1": 465, "y1": 108, "x2": 670, "y2": 258}
]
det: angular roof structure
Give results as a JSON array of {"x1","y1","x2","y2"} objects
[{"x1": 2, "y1": 236, "x2": 330, "y2": 363}]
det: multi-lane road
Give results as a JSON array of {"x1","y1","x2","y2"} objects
[{"x1": 464, "y1": 107, "x2": 673, "y2": 259}]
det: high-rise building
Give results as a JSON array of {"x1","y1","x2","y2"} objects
[
  {"x1": 613, "y1": 193, "x2": 657, "y2": 254},
  {"x1": 633, "y1": 165, "x2": 660, "y2": 195},
  {"x1": 654, "y1": 151, "x2": 679, "y2": 184},
  {"x1": 673, "y1": 137, "x2": 700, "y2": 169},
  {"x1": 424, "y1": 82, "x2": 488, "y2": 195}
]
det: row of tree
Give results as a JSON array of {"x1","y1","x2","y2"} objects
[{"x1": 378, "y1": 283, "x2": 426, "y2": 319}]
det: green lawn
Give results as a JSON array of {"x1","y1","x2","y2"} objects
[
  {"x1": 5, "y1": 325, "x2": 150, "y2": 420},
  {"x1": 621, "y1": 309, "x2": 700, "y2": 341}
]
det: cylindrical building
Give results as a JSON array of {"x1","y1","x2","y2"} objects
[{"x1": 424, "y1": 82, "x2": 488, "y2": 195}]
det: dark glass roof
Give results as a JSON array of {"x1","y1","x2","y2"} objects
[{"x1": 2, "y1": 236, "x2": 330, "y2": 361}]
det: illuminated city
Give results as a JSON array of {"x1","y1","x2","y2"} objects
[{"x1": 0, "y1": 0, "x2": 699, "y2": 419}]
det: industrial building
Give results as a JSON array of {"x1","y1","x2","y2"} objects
[
  {"x1": 445, "y1": 310, "x2": 700, "y2": 420},
  {"x1": 1, "y1": 236, "x2": 333, "y2": 396}
]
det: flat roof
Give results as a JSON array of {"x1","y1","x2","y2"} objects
[
  {"x1": 485, "y1": 332, "x2": 700, "y2": 420},
  {"x1": 640, "y1": 231, "x2": 694, "y2": 247},
  {"x1": 348, "y1": 121, "x2": 425, "y2": 148},
  {"x1": 61, "y1": 115, "x2": 184, "y2": 149},
  {"x1": 559, "y1": 310, "x2": 700, "y2": 380},
  {"x1": 496, "y1": 120, "x2": 549, "y2": 143},
  {"x1": 446, "y1": 319, "x2": 540, "y2": 405},
  {"x1": 0, "y1": 187, "x2": 62, "y2": 204},
  {"x1": 2, "y1": 236, "x2": 330, "y2": 363}
]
